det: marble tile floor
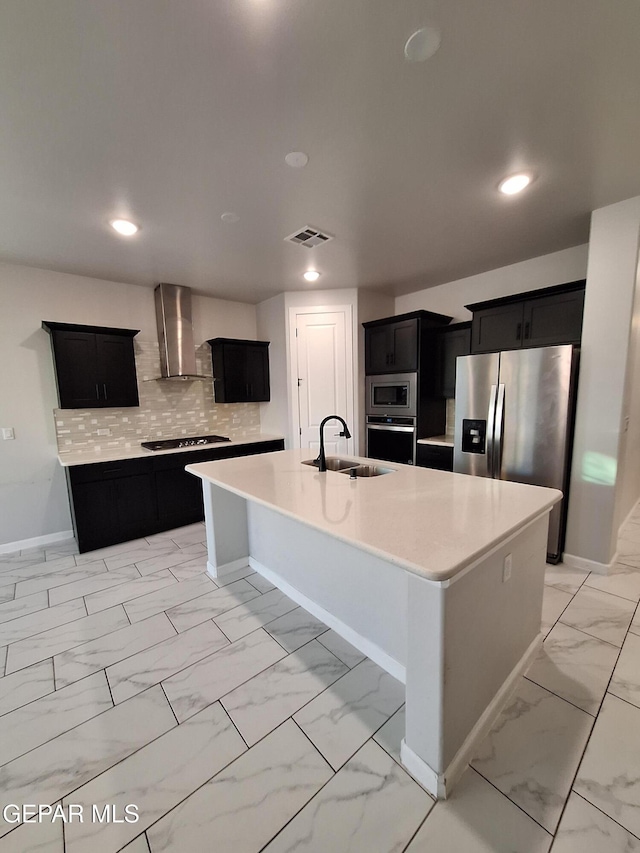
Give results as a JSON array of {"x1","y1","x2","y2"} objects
[{"x1": 1, "y1": 515, "x2": 640, "y2": 851}]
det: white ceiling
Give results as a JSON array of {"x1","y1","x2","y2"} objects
[{"x1": 1, "y1": 1, "x2": 639, "y2": 304}]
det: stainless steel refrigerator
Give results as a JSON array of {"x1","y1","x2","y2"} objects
[{"x1": 453, "y1": 344, "x2": 579, "y2": 562}]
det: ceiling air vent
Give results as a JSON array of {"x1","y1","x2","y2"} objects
[{"x1": 284, "y1": 226, "x2": 333, "y2": 249}]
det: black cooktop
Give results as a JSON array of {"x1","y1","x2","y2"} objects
[{"x1": 141, "y1": 434, "x2": 231, "y2": 452}]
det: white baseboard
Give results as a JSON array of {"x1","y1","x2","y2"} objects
[
  {"x1": 562, "y1": 551, "x2": 613, "y2": 576},
  {"x1": 0, "y1": 529, "x2": 75, "y2": 555},
  {"x1": 248, "y1": 557, "x2": 406, "y2": 685},
  {"x1": 400, "y1": 741, "x2": 440, "y2": 798},
  {"x1": 401, "y1": 632, "x2": 543, "y2": 800},
  {"x1": 618, "y1": 498, "x2": 640, "y2": 538},
  {"x1": 562, "y1": 497, "x2": 640, "y2": 577},
  {"x1": 206, "y1": 557, "x2": 251, "y2": 579}
]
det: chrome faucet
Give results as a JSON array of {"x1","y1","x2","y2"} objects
[{"x1": 315, "y1": 415, "x2": 352, "y2": 472}]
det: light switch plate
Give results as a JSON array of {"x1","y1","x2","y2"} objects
[{"x1": 1, "y1": 428, "x2": 15, "y2": 440}]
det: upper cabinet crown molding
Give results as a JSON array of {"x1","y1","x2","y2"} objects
[
  {"x1": 464, "y1": 279, "x2": 586, "y2": 313},
  {"x1": 42, "y1": 321, "x2": 139, "y2": 337},
  {"x1": 43, "y1": 321, "x2": 140, "y2": 409}
]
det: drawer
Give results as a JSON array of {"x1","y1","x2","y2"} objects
[
  {"x1": 416, "y1": 444, "x2": 454, "y2": 472},
  {"x1": 151, "y1": 440, "x2": 284, "y2": 471},
  {"x1": 69, "y1": 456, "x2": 153, "y2": 484},
  {"x1": 152, "y1": 448, "x2": 226, "y2": 471}
]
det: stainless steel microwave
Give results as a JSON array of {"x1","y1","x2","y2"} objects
[{"x1": 366, "y1": 372, "x2": 417, "y2": 417}]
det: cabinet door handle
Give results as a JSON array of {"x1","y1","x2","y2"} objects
[
  {"x1": 103, "y1": 383, "x2": 108, "y2": 400},
  {"x1": 95, "y1": 384, "x2": 100, "y2": 400},
  {"x1": 524, "y1": 322, "x2": 530, "y2": 340},
  {"x1": 516, "y1": 323, "x2": 522, "y2": 341}
]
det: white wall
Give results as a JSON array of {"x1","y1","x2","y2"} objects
[
  {"x1": 395, "y1": 245, "x2": 588, "y2": 320},
  {"x1": 566, "y1": 198, "x2": 640, "y2": 565},
  {"x1": 0, "y1": 262, "x2": 257, "y2": 549},
  {"x1": 615, "y1": 254, "x2": 640, "y2": 534},
  {"x1": 256, "y1": 293, "x2": 289, "y2": 445}
]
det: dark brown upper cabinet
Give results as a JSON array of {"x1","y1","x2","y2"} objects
[
  {"x1": 365, "y1": 317, "x2": 419, "y2": 373},
  {"x1": 434, "y1": 322, "x2": 472, "y2": 398},
  {"x1": 467, "y1": 281, "x2": 585, "y2": 354},
  {"x1": 208, "y1": 338, "x2": 270, "y2": 403},
  {"x1": 42, "y1": 322, "x2": 140, "y2": 409},
  {"x1": 363, "y1": 311, "x2": 452, "y2": 375}
]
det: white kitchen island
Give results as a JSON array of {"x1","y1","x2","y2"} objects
[{"x1": 187, "y1": 448, "x2": 561, "y2": 799}]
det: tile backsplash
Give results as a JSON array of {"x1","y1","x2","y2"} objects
[
  {"x1": 445, "y1": 398, "x2": 455, "y2": 435},
  {"x1": 55, "y1": 341, "x2": 261, "y2": 455}
]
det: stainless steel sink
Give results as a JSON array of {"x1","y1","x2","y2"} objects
[
  {"x1": 337, "y1": 464, "x2": 395, "y2": 478},
  {"x1": 302, "y1": 457, "x2": 396, "y2": 476},
  {"x1": 302, "y1": 457, "x2": 358, "y2": 471}
]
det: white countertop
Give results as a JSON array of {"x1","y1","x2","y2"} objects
[
  {"x1": 187, "y1": 448, "x2": 561, "y2": 583},
  {"x1": 418, "y1": 435, "x2": 455, "y2": 448},
  {"x1": 57, "y1": 434, "x2": 285, "y2": 467}
]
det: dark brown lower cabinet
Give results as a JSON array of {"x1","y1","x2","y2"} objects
[
  {"x1": 66, "y1": 439, "x2": 284, "y2": 552},
  {"x1": 416, "y1": 443, "x2": 454, "y2": 472}
]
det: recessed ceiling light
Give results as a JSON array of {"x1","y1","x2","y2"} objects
[
  {"x1": 404, "y1": 27, "x2": 441, "y2": 62},
  {"x1": 285, "y1": 152, "x2": 309, "y2": 169},
  {"x1": 303, "y1": 270, "x2": 320, "y2": 282},
  {"x1": 221, "y1": 212, "x2": 240, "y2": 223},
  {"x1": 110, "y1": 219, "x2": 139, "y2": 236},
  {"x1": 499, "y1": 173, "x2": 532, "y2": 195}
]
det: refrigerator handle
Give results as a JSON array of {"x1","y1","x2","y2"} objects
[
  {"x1": 486, "y1": 384, "x2": 498, "y2": 478},
  {"x1": 494, "y1": 383, "x2": 505, "y2": 479}
]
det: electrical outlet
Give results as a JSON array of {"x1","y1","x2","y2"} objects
[
  {"x1": 1, "y1": 428, "x2": 15, "y2": 440},
  {"x1": 503, "y1": 553, "x2": 512, "y2": 582}
]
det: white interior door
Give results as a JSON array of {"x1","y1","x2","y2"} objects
[{"x1": 293, "y1": 309, "x2": 354, "y2": 455}]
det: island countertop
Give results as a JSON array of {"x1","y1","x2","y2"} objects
[{"x1": 187, "y1": 448, "x2": 561, "y2": 583}]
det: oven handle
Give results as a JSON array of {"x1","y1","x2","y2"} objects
[{"x1": 366, "y1": 424, "x2": 415, "y2": 433}]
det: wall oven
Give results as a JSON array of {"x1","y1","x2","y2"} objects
[
  {"x1": 366, "y1": 416, "x2": 416, "y2": 466},
  {"x1": 365, "y1": 373, "x2": 417, "y2": 418}
]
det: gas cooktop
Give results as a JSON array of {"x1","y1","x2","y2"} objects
[{"x1": 141, "y1": 434, "x2": 231, "y2": 452}]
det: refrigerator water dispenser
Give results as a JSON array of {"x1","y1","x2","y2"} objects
[{"x1": 461, "y1": 419, "x2": 486, "y2": 454}]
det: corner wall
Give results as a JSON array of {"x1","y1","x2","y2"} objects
[
  {"x1": 615, "y1": 253, "x2": 640, "y2": 534},
  {"x1": 0, "y1": 262, "x2": 257, "y2": 549},
  {"x1": 565, "y1": 198, "x2": 640, "y2": 566}
]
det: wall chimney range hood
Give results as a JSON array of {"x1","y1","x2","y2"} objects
[{"x1": 154, "y1": 283, "x2": 208, "y2": 380}]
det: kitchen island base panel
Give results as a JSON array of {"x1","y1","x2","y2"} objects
[
  {"x1": 246, "y1": 556, "x2": 406, "y2": 684},
  {"x1": 403, "y1": 515, "x2": 547, "y2": 798},
  {"x1": 246, "y1": 502, "x2": 407, "y2": 674},
  {"x1": 203, "y1": 483, "x2": 250, "y2": 575},
  {"x1": 400, "y1": 631, "x2": 543, "y2": 799},
  {"x1": 196, "y1": 473, "x2": 552, "y2": 800},
  {"x1": 439, "y1": 517, "x2": 546, "y2": 766}
]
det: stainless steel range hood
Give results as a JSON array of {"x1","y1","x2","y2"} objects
[{"x1": 154, "y1": 283, "x2": 208, "y2": 380}]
